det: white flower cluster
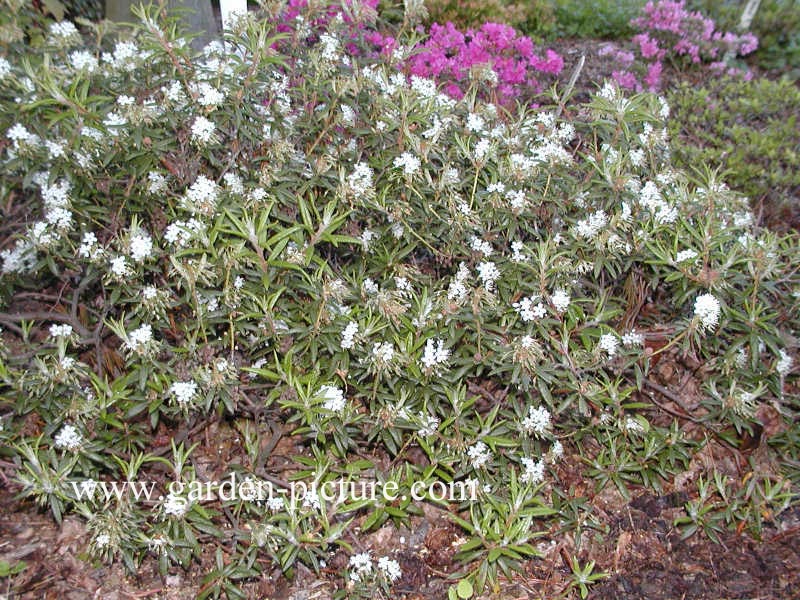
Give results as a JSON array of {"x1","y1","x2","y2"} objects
[
  {"x1": 694, "y1": 293, "x2": 721, "y2": 331},
  {"x1": 47, "y1": 21, "x2": 81, "y2": 46},
  {"x1": 675, "y1": 249, "x2": 698, "y2": 264},
  {"x1": 598, "y1": 333, "x2": 619, "y2": 358},
  {"x1": 467, "y1": 441, "x2": 492, "y2": 469},
  {"x1": 622, "y1": 330, "x2": 645, "y2": 347},
  {"x1": 420, "y1": 338, "x2": 450, "y2": 371},
  {"x1": 639, "y1": 180, "x2": 677, "y2": 224},
  {"x1": 128, "y1": 229, "x2": 154, "y2": 262},
  {"x1": 378, "y1": 556, "x2": 402, "y2": 582},
  {"x1": 521, "y1": 406, "x2": 551, "y2": 436},
  {"x1": 776, "y1": 349, "x2": 793, "y2": 376},
  {"x1": 193, "y1": 81, "x2": 225, "y2": 108},
  {"x1": 447, "y1": 262, "x2": 471, "y2": 302},
  {"x1": 393, "y1": 152, "x2": 421, "y2": 177},
  {"x1": 470, "y1": 236, "x2": 493, "y2": 257},
  {"x1": 181, "y1": 175, "x2": 219, "y2": 217},
  {"x1": 54, "y1": 424, "x2": 83, "y2": 451},
  {"x1": 169, "y1": 380, "x2": 198, "y2": 406},
  {"x1": 551, "y1": 289, "x2": 571, "y2": 313},
  {"x1": 513, "y1": 296, "x2": 547, "y2": 322},
  {"x1": 317, "y1": 384, "x2": 346, "y2": 413},
  {"x1": 351, "y1": 552, "x2": 402, "y2": 582},
  {"x1": 124, "y1": 324, "x2": 156, "y2": 355},
  {"x1": 347, "y1": 162, "x2": 374, "y2": 197},
  {"x1": 164, "y1": 218, "x2": 206, "y2": 248},
  {"x1": 340, "y1": 321, "x2": 358, "y2": 350},
  {"x1": 574, "y1": 210, "x2": 608, "y2": 239},
  {"x1": 520, "y1": 457, "x2": 545, "y2": 485},
  {"x1": 372, "y1": 341, "x2": 395, "y2": 366},
  {"x1": 163, "y1": 492, "x2": 192, "y2": 518},
  {"x1": 416, "y1": 412, "x2": 440, "y2": 437},
  {"x1": 49, "y1": 324, "x2": 73, "y2": 338},
  {"x1": 477, "y1": 261, "x2": 500, "y2": 291},
  {"x1": 69, "y1": 50, "x2": 98, "y2": 74},
  {"x1": 190, "y1": 115, "x2": 216, "y2": 144}
]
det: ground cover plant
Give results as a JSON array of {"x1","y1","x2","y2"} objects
[
  {"x1": 0, "y1": 0, "x2": 798, "y2": 598},
  {"x1": 667, "y1": 76, "x2": 800, "y2": 231}
]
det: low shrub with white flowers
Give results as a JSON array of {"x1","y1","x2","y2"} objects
[{"x1": 0, "y1": 0, "x2": 798, "y2": 597}]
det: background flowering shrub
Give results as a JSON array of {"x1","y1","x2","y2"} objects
[
  {"x1": 406, "y1": 21, "x2": 564, "y2": 104},
  {"x1": 606, "y1": 0, "x2": 758, "y2": 90},
  {"x1": 0, "y1": 0, "x2": 798, "y2": 597}
]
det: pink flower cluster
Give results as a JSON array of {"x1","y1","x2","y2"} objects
[
  {"x1": 610, "y1": 0, "x2": 757, "y2": 91},
  {"x1": 406, "y1": 22, "x2": 564, "y2": 105},
  {"x1": 272, "y1": 3, "x2": 562, "y2": 106}
]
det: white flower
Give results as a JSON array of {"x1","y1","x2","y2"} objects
[
  {"x1": 466, "y1": 112, "x2": 485, "y2": 133},
  {"x1": 510, "y1": 240, "x2": 525, "y2": 262},
  {"x1": 147, "y1": 171, "x2": 167, "y2": 195},
  {"x1": 109, "y1": 255, "x2": 131, "y2": 278},
  {"x1": 340, "y1": 104, "x2": 356, "y2": 126},
  {"x1": 190, "y1": 115, "x2": 216, "y2": 144},
  {"x1": 125, "y1": 324, "x2": 154, "y2": 354},
  {"x1": 467, "y1": 441, "x2": 492, "y2": 469},
  {"x1": 363, "y1": 278, "x2": 379, "y2": 295},
  {"x1": 513, "y1": 296, "x2": 546, "y2": 322},
  {"x1": 348, "y1": 162, "x2": 374, "y2": 197},
  {"x1": 470, "y1": 237, "x2": 493, "y2": 257},
  {"x1": 47, "y1": 20, "x2": 80, "y2": 45},
  {"x1": 169, "y1": 380, "x2": 198, "y2": 405},
  {"x1": 349, "y1": 552, "x2": 373, "y2": 581},
  {"x1": 505, "y1": 189, "x2": 526, "y2": 211},
  {"x1": 624, "y1": 415, "x2": 646, "y2": 435},
  {"x1": 598, "y1": 333, "x2": 619, "y2": 357},
  {"x1": 551, "y1": 290, "x2": 570, "y2": 313},
  {"x1": 393, "y1": 152, "x2": 421, "y2": 177},
  {"x1": 0, "y1": 57, "x2": 11, "y2": 80},
  {"x1": 163, "y1": 492, "x2": 191, "y2": 518},
  {"x1": 447, "y1": 263, "x2": 471, "y2": 302},
  {"x1": 69, "y1": 50, "x2": 98, "y2": 73},
  {"x1": 341, "y1": 321, "x2": 358, "y2": 350},
  {"x1": 267, "y1": 496, "x2": 285, "y2": 512},
  {"x1": 675, "y1": 249, "x2": 698, "y2": 264},
  {"x1": 319, "y1": 33, "x2": 340, "y2": 61},
  {"x1": 417, "y1": 412, "x2": 439, "y2": 437},
  {"x1": 621, "y1": 330, "x2": 645, "y2": 347},
  {"x1": 420, "y1": 338, "x2": 450, "y2": 371},
  {"x1": 629, "y1": 148, "x2": 645, "y2": 167},
  {"x1": 129, "y1": 230, "x2": 153, "y2": 262},
  {"x1": 520, "y1": 457, "x2": 545, "y2": 485},
  {"x1": 477, "y1": 261, "x2": 500, "y2": 291},
  {"x1": 318, "y1": 384, "x2": 346, "y2": 413},
  {"x1": 522, "y1": 406, "x2": 551, "y2": 436},
  {"x1": 95, "y1": 533, "x2": 111, "y2": 548},
  {"x1": 694, "y1": 293, "x2": 721, "y2": 331},
  {"x1": 194, "y1": 82, "x2": 224, "y2": 108},
  {"x1": 776, "y1": 349, "x2": 793, "y2": 376},
  {"x1": 360, "y1": 229, "x2": 378, "y2": 251},
  {"x1": 372, "y1": 341, "x2": 395, "y2": 365},
  {"x1": 549, "y1": 440, "x2": 564, "y2": 461},
  {"x1": 574, "y1": 210, "x2": 608, "y2": 239},
  {"x1": 378, "y1": 556, "x2": 402, "y2": 582},
  {"x1": 181, "y1": 175, "x2": 219, "y2": 217},
  {"x1": 54, "y1": 424, "x2": 82, "y2": 451},
  {"x1": 472, "y1": 138, "x2": 491, "y2": 161},
  {"x1": 49, "y1": 324, "x2": 73, "y2": 338},
  {"x1": 164, "y1": 218, "x2": 206, "y2": 247}
]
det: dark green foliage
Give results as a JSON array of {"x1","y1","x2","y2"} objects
[
  {"x1": 668, "y1": 76, "x2": 800, "y2": 229},
  {"x1": 547, "y1": 0, "x2": 645, "y2": 40}
]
